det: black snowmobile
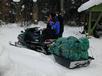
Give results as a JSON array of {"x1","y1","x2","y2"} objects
[{"x1": 10, "y1": 27, "x2": 55, "y2": 55}]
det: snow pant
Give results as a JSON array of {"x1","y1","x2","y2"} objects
[{"x1": 42, "y1": 28, "x2": 59, "y2": 41}]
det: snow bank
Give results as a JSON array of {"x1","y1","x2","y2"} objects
[
  {"x1": 0, "y1": 46, "x2": 12, "y2": 76},
  {"x1": 78, "y1": 0, "x2": 102, "y2": 12},
  {"x1": 0, "y1": 23, "x2": 102, "y2": 76}
]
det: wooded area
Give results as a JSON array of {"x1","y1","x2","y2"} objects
[{"x1": 0, "y1": 0, "x2": 90, "y2": 26}]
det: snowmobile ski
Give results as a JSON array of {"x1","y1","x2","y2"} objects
[
  {"x1": 9, "y1": 41, "x2": 25, "y2": 48},
  {"x1": 9, "y1": 41, "x2": 51, "y2": 55}
]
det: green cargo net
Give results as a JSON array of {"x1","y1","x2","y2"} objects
[{"x1": 49, "y1": 36, "x2": 89, "y2": 61}]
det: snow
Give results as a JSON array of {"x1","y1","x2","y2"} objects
[
  {"x1": 0, "y1": 21, "x2": 102, "y2": 76},
  {"x1": 13, "y1": 0, "x2": 20, "y2": 2},
  {"x1": 33, "y1": 0, "x2": 37, "y2": 2},
  {"x1": 13, "y1": 0, "x2": 37, "y2": 2},
  {"x1": 78, "y1": 0, "x2": 102, "y2": 12}
]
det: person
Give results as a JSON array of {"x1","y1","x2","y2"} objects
[
  {"x1": 50, "y1": 12, "x2": 64, "y2": 37},
  {"x1": 54, "y1": 12, "x2": 64, "y2": 37},
  {"x1": 46, "y1": 13, "x2": 55, "y2": 29},
  {"x1": 42, "y1": 13, "x2": 61, "y2": 41},
  {"x1": 57, "y1": 13, "x2": 64, "y2": 37}
]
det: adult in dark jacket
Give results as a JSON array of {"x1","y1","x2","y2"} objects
[
  {"x1": 57, "y1": 13, "x2": 64, "y2": 37},
  {"x1": 42, "y1": 13, "x2": 61, "y2": 41}
]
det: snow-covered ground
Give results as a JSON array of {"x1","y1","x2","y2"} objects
[{"x1": 0, "y1": 21, "x2": 102, "y2": 76}]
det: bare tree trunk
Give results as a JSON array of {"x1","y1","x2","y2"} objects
[{"x1": 32, "y1": 5, "x2": 38, "y2": 24}]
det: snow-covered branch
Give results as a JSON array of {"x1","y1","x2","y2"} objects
[
  {"x1": 13, "y1": 0, "x2": 20, "y2": 2},
  {"x1": 78, "y1": 0, "x2": 102, "y2": 12}
]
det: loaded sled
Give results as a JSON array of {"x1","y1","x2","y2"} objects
[{"x1": 48, "y1": 36, "x2": 94, "y2": 69}]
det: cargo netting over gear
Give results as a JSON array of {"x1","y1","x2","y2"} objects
[{"x1": 49, "y1": 36, "x2": 89, "y2": 61}]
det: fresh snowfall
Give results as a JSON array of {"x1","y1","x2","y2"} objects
[{"x1": 0, "y1": 21, "x2": 102, "y2": 76}]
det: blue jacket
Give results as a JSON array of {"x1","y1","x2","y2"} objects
[{"x1": 52, "y1": 21, "x2": 60, "y2": 35}]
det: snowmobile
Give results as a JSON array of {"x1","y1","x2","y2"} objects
[{"x1": 9, "y1": 27, "x2": 55, "y2": 55}]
